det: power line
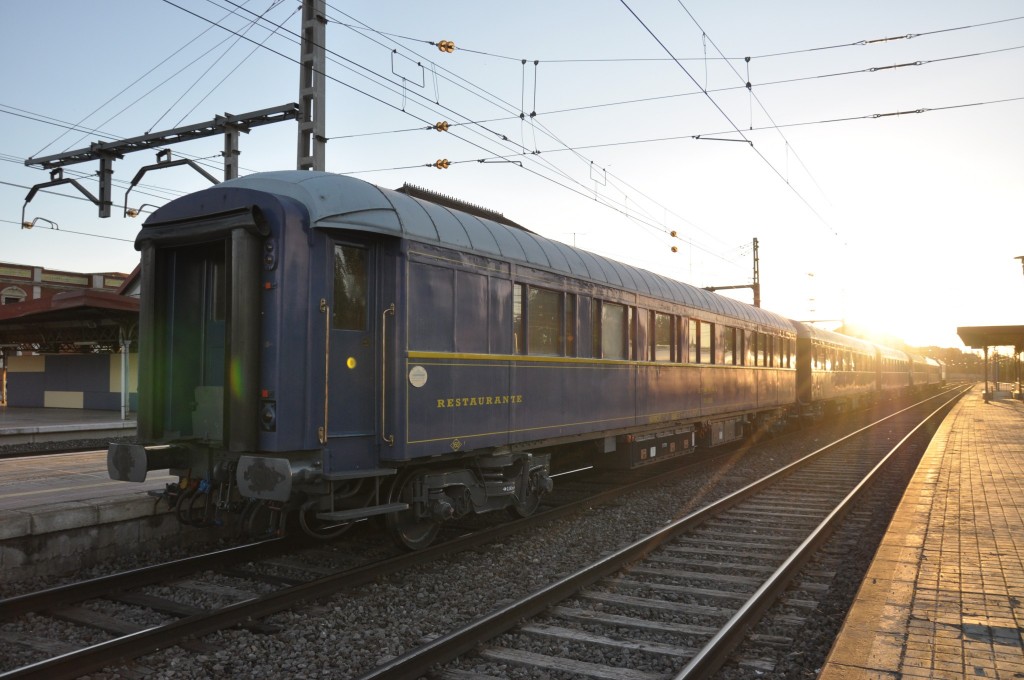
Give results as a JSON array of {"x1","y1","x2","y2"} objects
[
  {"x1": 325, "y1": 3, "x2": 709, "y2": 247},
  {"x1": 750, "y1": 14, "x2": 1024, "y2": 60},
  {"x1": 1, "y1": 218, "x2": 135, "y2": 243},
  {"x1": 165, "y1": 1, "x2": 298, "y2": 130},
  {"x1": 510, "y1": 94, "x2": 1024, "y2": 156},
  {"x1": 328, "y1": 14, "x2": 1024, "y2": 64},
  {"x1": 619, "y1": 0, "x2": 838, "y2": 241},
  {"x1": 186, "y1": 0, "x2": 701, "y2": 250},
  {"x1": 34, "y1": 2, "x2": 262, "y2": 158},
  {"x1": 674, "y1": 1, "x2": 831, "y2": 206}
]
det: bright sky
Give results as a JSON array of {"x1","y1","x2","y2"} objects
[{"x1": 2, "y1": 1, "x2": 1022, "y2": 350}]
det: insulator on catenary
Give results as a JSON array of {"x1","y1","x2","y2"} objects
[
  {"x1": 436, "y1": 40, "x2": 455, "y2": 53},
  {"x1": 433, "y1": 158, "x2": 450, "y2": 169},
  {"x1": 434, "y1": 121, "x2": 449, "y2": 132}
]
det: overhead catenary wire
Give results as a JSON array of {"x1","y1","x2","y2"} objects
[
  {"x1": 231, "y1": 0, "x2": 1022, "y2": 265},
  {"x1": 18, "y1": 3, "x2": 1015, "y2": 271},
  {"x1": 310, "y1": 0, "x2": 710, "y2": 242},
  {"x1": 301, "y1": 4, "x2": 1024, "y2": 258},
  {"x1": 674, "y1": 0, "x2": 830, "y2": 204},
  {"x1": 619, "y1": 0, "x2": 839, "y2": 241},
  {"x1": 329, "y1": 14, "x2": 1024, "y2": 64},
  {"x1": 34, "y1": 1, "x2": 276, "y2": 158},
  {"x1": 326, "y1": 8, "x2": 703, "y2": 245},
  {"x1": 156, "y1": 0, "x2": 298, "y2": 131},
  {"x1": 309, "y1": 33, "x2": 1024, "y2": 145},
  {"x1": 196, "y1": 0, "x2": 698, "y2": 249}
]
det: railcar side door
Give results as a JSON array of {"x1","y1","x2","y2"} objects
[{"x1": 325, "y1": 240, "x2": 377, "y2": 461}]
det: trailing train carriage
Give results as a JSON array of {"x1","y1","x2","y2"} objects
[
  {"x1": 794, "y1": 323, "x2": 880, "y2": 417},
  {"x1": 909, "y1": 354, "x2": 944, "y2": 391},
  {"x1": 108, "y1": 171, "x2": 801, "y2": 548},
  {"x1": 794, "y1": 325, "x2": 944, "y2": 418},
  {"x1": 878, "y1": 344, "x2": 912, "y2": 396}
]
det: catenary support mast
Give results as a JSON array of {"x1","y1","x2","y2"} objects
[{"x1": 297, "y1": 0, "x2": 327, "y2": 171}]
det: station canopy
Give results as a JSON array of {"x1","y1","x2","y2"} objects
[
  {"x1": 957, "y1": 325, "x2": 1024, "y2": 352},
  {"x1": 0, "y1": 289, "x2": 138, "y2": 353}
]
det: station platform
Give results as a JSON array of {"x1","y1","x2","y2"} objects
[
  {"x1": 0, "y1": 408, "x2": 180, "y2": 582},
  {"x1": 0, "y1": 405, "x2": 136, "y2": 446},
  {"x1": 819, "y1": 386, "x2": 1024, "y2": 679}
]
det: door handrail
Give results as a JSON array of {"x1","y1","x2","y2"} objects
[
  {"x1": 319, "y1": 298, "x2": 329, "y2": 445},
  {"x1": 381, "y1": 303, "x2": 395, "y2": 446}
]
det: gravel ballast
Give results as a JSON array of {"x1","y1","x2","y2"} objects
[{"x1": 1, "y1": 410, "x2": 920, "y2": 679}]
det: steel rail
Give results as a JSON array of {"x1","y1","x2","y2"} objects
[
  {"x1": 1, "y1": 388, "x2": 963, "y2": 679},
  {"x1": 673, "y1": 385, "x2": 968, "y2": 678},
  {"x1": 0, "y1": 432, "x2": 738, "y2": 678},
  {"x1": 351, "y1": 386, "x2": 968, "y2": 680},
  {"x1": 0, "y1": 537, "x2": 291, "y2": 621}
]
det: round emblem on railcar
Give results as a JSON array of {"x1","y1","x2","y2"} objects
[{"x1": 409, "y1": 365, "x2": 428, "y2": 388}]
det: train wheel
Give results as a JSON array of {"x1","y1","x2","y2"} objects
[
  {"x1": 241, "y1": 499, "x2": 286, "y2": 538},
  {"x1": 509, "y1": 470, "x2": 543, "y2": 518},
  {"x1": 385, "y1": 469, "x2": 440, "y2": 550},
  {"x1": 298, "y1": 499, "x2": 354, "y2": 540}
]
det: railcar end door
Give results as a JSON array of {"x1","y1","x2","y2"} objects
[{"x1": 326, "y1": 241, "x2": 376, "y2": 450}]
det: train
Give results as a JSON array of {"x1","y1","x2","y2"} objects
[{"x1": 106, "y1": 171, "x2": 943, "y2": 549}]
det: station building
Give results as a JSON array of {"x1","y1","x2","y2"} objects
[{"x1": 0, "y1": 261, "x2": 139, "y2": 413}]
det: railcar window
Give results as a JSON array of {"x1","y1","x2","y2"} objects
[
  {"x1": 528, "y1": 286, "x2": 563, "y2": 355},
  {"x1": 629, "y1": 306, "x2": 637, "y2": 360},
  {"x1": 332, "y1": 244, "x2": 368, "y2": 331},
  {"x1": 565, "y1": 294, "x2": 577, "y2": 356},
  {"x1": 721, "y1": 326, "x2": 736, "y2": 365},
  {"x1": 601, "y1": 302, "x2": 628, "y2": 360},
  {"x1": 653, "y1": 312, "x2": 673, "y2": 361},
  {"x1": 513, "y1": 284, "x2": 524, "y2": 354},
  {"x1": 207, "y1": 260, "x2": 225, "y2": 322},
  {"x1": 700, "y1": 321, "x2": 714, "y2": 364}
]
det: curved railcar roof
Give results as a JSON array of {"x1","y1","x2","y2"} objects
[
  {"x1": 221, "y1": 171, "x2": 793, "y2": 331},
  {"x1": 791, "y1": 322, "x2": 881, "y2": 354}
]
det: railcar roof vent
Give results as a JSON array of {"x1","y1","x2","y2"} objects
[{"x1": 396, "y1": 183, "x2": 532, "y2": 233}]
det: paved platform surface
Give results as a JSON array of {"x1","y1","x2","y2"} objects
[
  {"x1": 819, "y1": 386, "x2": 1024, "y2": 679},
  {"x1": 0, "y1": 450, "x2": 173, "y2": 513},
  {"x1": 0, "y1": 405, "x2": 135, "y2": 435},
  {"x1": 0, "y1": 408, "x2": 165, "y2": 554}
]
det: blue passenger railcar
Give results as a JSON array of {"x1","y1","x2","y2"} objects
[
  {"x1": 109, "y1": 171, "x2": 797, "y2": 548},
  {"x1": 878, "y1": 345, "x2": 912, "y2": 397},
  {"x1": 794, "y1": 323, "x2": 880, "y2": 417},
  {"x1": 909, "y1": 353, "x2": 943, "y2": 391}
]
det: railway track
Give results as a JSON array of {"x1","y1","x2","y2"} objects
[
  {"x1": 0, "y1": 390, "x2": 960, "y2": 678},
  {"x1": 0, "y1": 432, "x2": 751, "y2": 678},
  {"x1": 355, "y1": 387, "x2": 967, "y2": 680}
]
